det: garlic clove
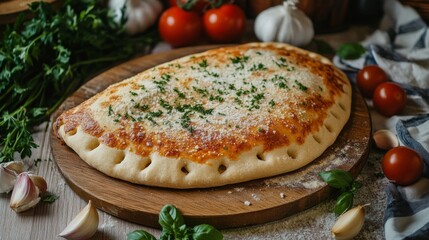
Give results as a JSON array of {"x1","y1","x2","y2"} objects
[
  {"x1": 59, "y1": 200, "x2": 99, "y2": 240},
  {"x1": 10, "y1": 172, "x2": 41, "y2": 212},
  {"x1": 3, "y1": 161, "x2": 25, "y2": 175},
  {"x1": 28, "y1": 174, "x2": 48, "y2": 194},
  {"x1": 0, "y1": 165, "x2": 18, "y2": 193},
  {"x1": 331, "y1": 204, "x2": 368, "y2": 240},
  {"x1": 373, "y1": 129, "x2": 399, "y2": 150}
]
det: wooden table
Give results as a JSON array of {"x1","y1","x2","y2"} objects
[{"x1": 0, "y1": 25, "x2": 388, "y2": 240}]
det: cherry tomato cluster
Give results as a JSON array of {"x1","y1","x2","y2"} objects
[
  {"x1": 382, "y1": 146, "x2": 424, "y2": 186},
  {"x1": 159, "y1": 0, "x2": 246, "y2": 47},
  {"x1": 356, "y1": 65, "x2": 407, "y2": 117}
]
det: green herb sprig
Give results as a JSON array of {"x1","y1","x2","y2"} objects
[
  {"x1": 127, "y1": 204, "x2": 223, "y2": 240},
  {"x1": 41, "y1": 193, "x2": 59, "y2": 203},
  {"x1": 337, "y1": 43, "x2": 366, "y2": 60},
  {"x1": 319, "y1": 169, "x2": 362, "y2": 215},
  {"x1": 0, "y1": 0, "x2": 159, "y2": 162}
]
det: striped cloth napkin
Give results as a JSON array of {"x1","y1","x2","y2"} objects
[{"x1": 333, "y1": 0, "x2": 429, "y2": 238}]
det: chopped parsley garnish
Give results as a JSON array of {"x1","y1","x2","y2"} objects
[
  {"x1": 199, "y1": 59, "x2": 208, "y2": 68},
  {"x1": 190, "y1": 103, "x2": 213, "y2": 115},
  {"x1": 250, "y1": 63, "x2": 267, "y2": 71},
  {"x1": 140, "y1": 104, "x2": 149, "y2": 111},
  {"x1": 273, "y1": 57, "x2": 288, "y2": 68},
  {"x1": 269, "y1": 99, "x2": 276, "y2": 107},
  {"x1": 153, "y1": 74, "x2": 172, "y2": 93},
  {"x1": 159, "y1": 99, "x2": 173, "y2": 112},
  {"x1": 108, "y1": 105, "x2": 113, "y2": 116},
  {"x1": 209, "y1": 95, "x2": 224, "y2": 103},
  {"x1": 206, "y1": 71, "x2": 219, "y2": 78},
  {"x1": 145, "y1": 110, "x2": 163, "y2": 124},
  {"x1": 271, "y1": 75, "x2": 289, "y2": 89},
  {"x1": 234, "y1": 97, "x2": 243, "y2": 105},
  {"x1": 125, "y1": 112, "x2": 136, "y2": 122},
  {"x1": 294, "y1": 80, "x2": 308, "y2": 91},
  {"x1": 129, "y1": 91, "x2": 138, "y2": 96},
  {"x1": 180, "y1": 112, "x2": 194, "y2": 133},
  {"x1": 173, "y1": 87, "x2": 186, "y2": 99},
  {"x1": 249, "y1": 93, "x2": 265, "y2": 110},
  {"x1": 230, "y1": 55, "x2": 249, "y2": 70},
  {"x1": 148, "y1": 110, "x2": 163, "y2": 117},
  {"x1": 192, "y1": 86, "x2": 209, "y2": 97},
  {"x1": 251, "y1": 85, "x2": 257, "y2": 93},
  {"x1": 161, "y1": 73, "x2": 171, "y2": 81}
]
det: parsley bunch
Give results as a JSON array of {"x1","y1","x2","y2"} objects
[{"x1": 0, "y1": 0, "x2": 158, "y2": 162}]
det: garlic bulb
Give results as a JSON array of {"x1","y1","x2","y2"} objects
[
  {"x1": 109, "y1": 0, "x2": 163, "y2": 35},
  {"x1": 331, "y1": 205, "x2": 368, "y2": 240},
  {"x1": 254, "y1": 0, "x2": 314, "y2": 46},
  {"x1": 59, "y1": 200, "x2": 99, "y2": 240},
  {"x1": 10, "y1": 172, "x2": 41, "y2": 212}
]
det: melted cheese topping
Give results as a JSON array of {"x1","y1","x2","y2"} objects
[{"x1": 57, "y1": 44, "x2": 348, "y2": 164}]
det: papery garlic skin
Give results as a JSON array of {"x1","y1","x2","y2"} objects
[
  {"x1": 59, "y1": 200, "x2": 99, "y2": 240},
  {"x1": 10, "y1": 172, "x2": 41, "y2": 212},
  {"x1": 29, "y1": 174, "x2": 48, "y2": 194},
  {"x1": 1, "y1": 161, "x2": 25, "y2": 193},
  {"x1": 332, "y1": 205, "x2": 368, "y2": 240},
  {"x1": 3, "y1": 161, "x2": 25, "y2": 174},
  {"x1": 0, "y1": 165, "x2": 17, "y2": 193},
  {"x1": 373, "y1": 129, "x2": 399, "y2": 150}
]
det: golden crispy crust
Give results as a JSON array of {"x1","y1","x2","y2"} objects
[{"x1": 54, "y1": 42, "x2": 351, "y2": 189}]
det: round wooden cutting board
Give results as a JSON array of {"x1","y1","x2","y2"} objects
[{"x1": 50, "y1": 45, "x2": 371, "y2": 229}]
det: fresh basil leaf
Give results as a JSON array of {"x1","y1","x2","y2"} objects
[
  {"x1": 127, "y1": 230, "x2": 157, "y2": 240},
  {"x1": 159, "y1": 205, "x2": 185, "y2": 234},
  {"x1": 337, "y1": 43, "x2": 366, "y2": 60},
  {"x1": 319, "y1": 169, "x2": 353, "y2": 192},
  {"x1": 334, "y1": 192, "x2": 354, "y2": 216},
  {"x1": 159, "y1": 229, "x2": 174, "y2": 240},
  {"x1": 193, "y1": 224, "x2": 223, "y2": 240}
]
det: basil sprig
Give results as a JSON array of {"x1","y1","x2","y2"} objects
[
  {"x1": 319, "y1": 169, "x2": 362, "y2": 215},
  {"x1": 127, "y1": 204, "x2": 223, "y2": 240},
  {"x1": 337, "y1": 43, "x2": 366, "y2": 60}
]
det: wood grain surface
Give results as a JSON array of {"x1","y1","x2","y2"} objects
[
  {"x1": 0, "y1": 0, "x2": 59, "y2": 24},
  {"x1": 50, "y1": 45, "x2": 371, "y2": 229}
]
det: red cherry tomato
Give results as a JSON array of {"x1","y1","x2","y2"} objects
[
  {"x1": 382, "y1": 146, "x2": 424, "y2": 186},
  {"x1": 158, "y1": 7, "x2": 203, "y2": 47},
  {"x1": 203, "y1": 4, "x2": 246, "y2": 43},
  {"x1": 356, "y1": 65, "x2": 389, "y2": 98},
  {"x1": 373, "y1": 82, "x2": 407, "y2": 117}
]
